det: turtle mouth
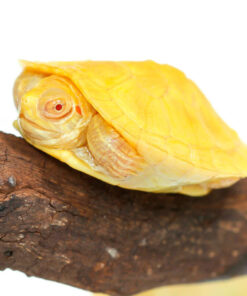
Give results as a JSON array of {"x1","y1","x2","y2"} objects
[{"x1": 18, "y1": 113, "x2": 60, "y2": 142}]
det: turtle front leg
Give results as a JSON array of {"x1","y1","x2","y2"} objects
[{"x1": 86, "y1": 114, "x2": 145, "y2": 179}]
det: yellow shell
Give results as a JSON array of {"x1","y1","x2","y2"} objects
[{"x1": 15, "y1": 60, "x2": 247, "y2": 196}]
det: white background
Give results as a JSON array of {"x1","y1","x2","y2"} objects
[{"x1": 0, "y1": 0, "x2": 247, "y2": 295}]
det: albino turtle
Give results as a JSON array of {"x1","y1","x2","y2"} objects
[{"x1": 13, "y1": 60, "x2": 247, "y2": 196}]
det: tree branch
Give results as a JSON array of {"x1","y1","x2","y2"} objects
[{"x1": 0, "y1": 131, "x2": 247, "y2": 296}]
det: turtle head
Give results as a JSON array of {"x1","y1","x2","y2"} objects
[{"x1": 14, "y1": 72, "x2": 95, "y2": 149}]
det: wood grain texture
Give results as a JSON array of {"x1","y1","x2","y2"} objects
[{"x1": 0, "y1": 131, "x2": 247, "y2": 296}]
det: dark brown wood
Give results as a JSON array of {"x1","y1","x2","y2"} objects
[{"x1": 0, "y1": 131, "x2": 247, "y2": 296}]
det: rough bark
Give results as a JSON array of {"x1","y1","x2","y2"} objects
[{"x1": 0, "y1": 131, "x2": 247, "y2": 296}]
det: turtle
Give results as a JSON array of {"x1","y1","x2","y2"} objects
[{"x1": 13, "y1": 60, "x2": 247, "y2": 196}]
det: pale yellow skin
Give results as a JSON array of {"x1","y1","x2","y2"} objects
[{"x1": 13, "y1": 60, "x2": 247, "y2": 196}]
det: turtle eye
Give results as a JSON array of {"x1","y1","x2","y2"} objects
[
  {"x1": 45, "y1": 99, "x2": 64, "y2": 113},
  {"x1": 39, "y1": 97, "x2": 72, "y2": 120},
  {"x1": 45, "y1": 99, "x2": 65, "y2": 116},
  {"x1": 55, "y1": 103, "x2": 63, "y2": 111}
]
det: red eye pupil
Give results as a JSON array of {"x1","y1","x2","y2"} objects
[{"x1": 56, "y1": 104, "x2": 63, "y2": 111}]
